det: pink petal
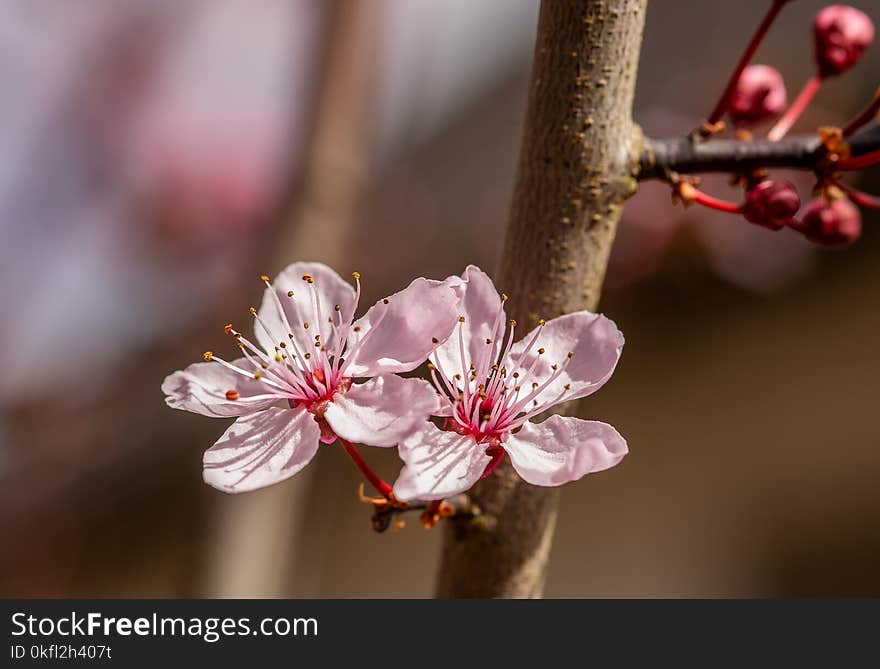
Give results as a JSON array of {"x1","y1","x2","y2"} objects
[
  {"x1": 509, "y1": 311, "x2": 623, "y2": 409},
  {"x1": 343, "y1": 277, "x2": 459, "y2": 377},
  {"x1": 503, "y1": 415, "x2": 627, "y2": 486},
  {"x1": 434, "y1": 265, "x2": 504, "y2": 375},
  {"x1": 162, "y1": 358, "x2": 278, "y2": 418},
  {"x1": 323, "y1": 375, "x2": 442, "y2": 447},
  {"x1": 203, "y1": 406, "x2": 321, "y2": 493},
  {"x1": 393, "y1": 423, "x2": 491, "y2": 501},
  {"x1": 255, "y1": 261, "x2": 356, "y2": 354}
]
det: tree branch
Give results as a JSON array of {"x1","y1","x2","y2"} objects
[
  {"x1": 637, "y1": 124, "x2": 880, "y2": 180},
  {"x1": 435, "y1": 0, "x2": 648, "y2": 599}
]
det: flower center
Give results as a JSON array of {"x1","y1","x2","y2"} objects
[
  {"x1": 201, "y1": 271, "x2": 368, "y2": 409},
  {"x1": 429, "y1": 294, "x2": 574, "y2": 442}
]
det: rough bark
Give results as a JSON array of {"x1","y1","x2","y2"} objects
[{"x1": 435, "y1": 0, "x2": 647, "y2": 599}]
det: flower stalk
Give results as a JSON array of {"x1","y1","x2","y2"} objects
[{"x1": 703, "y1": 0, "x2": 794, "y2": 132}]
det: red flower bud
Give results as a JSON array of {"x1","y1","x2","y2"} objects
[
  {"x1": 742, "y1": 180, "x2": 801, "y2": 230},
  {"x1": 813, "y1": 5, "x2": 874, "y2": 77},
  {"x1": 729, "y1": 65, "x2": 787, "y2": 128},
  {"x1": 794, "y1": 198, "x2": 862, "y2": 246}
]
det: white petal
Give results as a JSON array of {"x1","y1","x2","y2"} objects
[
  {"x1": 255, "y1": 261, "x2": 356, "y2": 354},
  {"x1": 162, "y1": 358, "x2": 278, "y2": 418},
  {"x1": 393, "y1": 423, "x2": 491, "y2": 501},
  {"x1": 324, "y1": 375, "x2": 441, "y2": 447},
  {"x1": 434, "y1": 265, "x2": 505, "y2": 377},
  {"x1": 503, "y1": 415, "x2": 627, "y2": 486},
  {"x1": 203, "y1": 406, "x2": 321, "y2": 493},
  {"x1": 343, "y1": 277, "x2": 459, "y2": 377},
  {"x1": 508, "y1": 311, "x2": 623, "y2": 410}
]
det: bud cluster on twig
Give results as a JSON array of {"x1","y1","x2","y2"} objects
[{"x1": 662, "y1": 2, "x2": 880, "y2": 247}]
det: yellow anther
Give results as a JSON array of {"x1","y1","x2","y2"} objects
[
  {"x1": 260, "y1": 275, "x2": 270, "y2": 283},
  {"x1": 538, "y1": 347, "x2": 545, "y2": 354},
  {"x1": 538, "y1": 319, "x2": 546, "y2": 326},
  {"x1": 351, "y1": 271, "x2": 361, "y2": 280},
  {"x1": 202, "y1": 351, "x2": 213, "y2": 361},
  {"x1": 275, "y1": 353, "x2": 282, "y2": 362},
  {"x1": 427, "y1": 362, "x2": 436, "y2": 371},
  {"x1": 458, "y1": 316, "x2": 466, "y2": 323},
  {"x1": 304, "y1": 353, "x2": 312, "y2": 360},
  {"x1": 287, "y1": 290, "x2": 294, "y2": 298},
  {"x1": 249, "y1": 307, "x2": 256, "y2": 315},
  {"x1": 501, "y1": 293, "x2": 508, "y2": 302},
  {"x1": 567, "y1": 351, "x2": 574, "y2": 359},
  {"x1": 302, "y1": 273, "x2": 314, "y2": 283},
  {"x1": 253, "y1": 372, "x2": 263, "y2": 380},
  {"x1": 509, "y1": 319, "x2": 517, "y2": 327},
  {"x1": 303, "y1": 322, "x2": 310, "y2": 329},
  {"x1": 334, "y1": 304, "x2": 341, "y2": 311},
  {"x1": 223, "y1": 323, "x2": 233, "y2": 334}
]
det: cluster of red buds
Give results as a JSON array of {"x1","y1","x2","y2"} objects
[{"x1": 681, "y1": 2, "x2": 878, "y2": 248}]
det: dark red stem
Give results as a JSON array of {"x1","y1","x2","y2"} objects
[
  {"x1": 689, "y1": 188, "x2": 744, "y2": 214},
  {"x1": 767, "y1": 74, "x2": 823, "y2": 141},
  {"x1": 833, "y1": 178, "x2": 880, "y2": 208},
  {"x1": 838, "y1": 148, "x2": 880, "y2": 171},
  {"x1": 705, "y1": 0, "x2": 792, "y2": 127},
  {"x1": 842, "y1": 91, "x2": 880, "y2": 138},
  {"x1": 339, "y1": 437, "x2": 394, "y2": 499}
]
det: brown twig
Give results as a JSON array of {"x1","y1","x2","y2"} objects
[{"x1": 637, "y1": 125, "x2": 880, "y2": 181}]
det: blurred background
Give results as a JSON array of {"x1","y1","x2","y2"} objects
[{"x1": 2, "y1": 0, "x2": 878, "y2": 597}]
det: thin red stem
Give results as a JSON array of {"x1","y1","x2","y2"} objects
[
  {"x1": 842, "y1": 91, "x2": 880, "y2": 138},
  {"x1": 767, "y1": 75, "x2": 823, "y2": 141},
  {"x1": 833, "y1": 178, "x2": 880, "y2": 208},
  {"x1": 838, "y1": 148, "x2": 880, "y2": 171},
  {"x1": 339, "y1": 437, "x2": 394, "y2": 499},
  {"x1": 705, "y1": 0, "x2": 792, "y2": 127},
  {"x1": 690, "y1": 188, "x2": 744, "y2": 214}
]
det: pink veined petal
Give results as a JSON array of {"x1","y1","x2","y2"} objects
[
  {"x1": 434, "y1": 265, "x2": 504, "y2": 375},
  {"x1": 503, "y1": 415, "x2": 627, "y2": 487},
  {"x1": 203, "y1": 406, "x2": 321, "y2": 493},
  {"x1": 255, "y1": 261, "x2": 357, "y2": 354},
  {"x1": 393, "y1": 423, "x2": 491, "y2": 501},
  {"x1": 323, "y1": 375, "x2": 442, "y2": 448},
  {"x1": 508, "y1": 311, "x2": 624, "y2": 411},
  {"x1": 343, "y1": 277, "x2": 459, "y2": 377},
  {"x1": 162, "y1": 358, "x2": 279, "y2": 418}
]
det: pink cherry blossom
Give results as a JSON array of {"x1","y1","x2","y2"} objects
[
  {"x1": 162, "y1": 262, "x2": 459, "y2": 493},
  {"x1": 393, "y1": 266, "x2": 627, "y2": 502}
]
